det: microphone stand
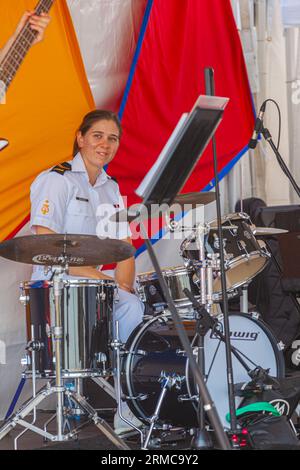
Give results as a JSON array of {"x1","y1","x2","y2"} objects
[
  {"x1": 139, "y1": 221, "x2": 231, "y2": 450},
  {"x1": 261, "y1": 126, "x2": 300, "y2": 199}
]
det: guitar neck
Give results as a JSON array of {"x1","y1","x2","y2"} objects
[{"x1": 0, "y1": 0, "x2": 54, "y2": 97}]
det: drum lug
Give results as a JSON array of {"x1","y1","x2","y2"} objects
[
  {"x1": 237, "y1": 240, "x2": 250, "y2": 259},
  {"x1": 178, "y1": 394, "x2": 197, "y2": 403},
  {"x1": 97, "y1": 292, "x2": 106, "y2": 302},
  {"x1": 176, "y1": 347, "x2": 198, "y2": 357},
  {"x1": 128, "y1": 349, "x2": 147, "y2": 356},
  {"x1": 137, "y1": 285, "x2": 146, "y2": 302},
  {"x1": 176, "y1": 349, "x2": 186, "y2": 357},
  {"x1": 19, "y1": 294, "x2": 29, "y2": 305},
  {"x1": 21, "y1": 354, "x2": 31, "y2": 366},
  {"x1": 125, "y1": 393, "x2": 149, "y2": 401},
  {"x1": 95, "y1": 352, "x2": 108, "y2": 372},
  {"x1": 157, "y1": 316, "x2": 169, "y2": 324},
  {"x1": 250, "y1": 311, "x2": 260, "y2": 321},
  {"x1": 261, "y1": 246, "x2": 271, "y2": 258}
]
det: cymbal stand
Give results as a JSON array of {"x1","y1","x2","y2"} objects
[
  {"x1": 52, "y1": 265, "x2": 65, "y2": 439},
  {"x1": 0, "y1": 264, "x2": 129, "y2": 450},
  {"x1": 240, "y1": 284, "x2": 249, "y2": 314},
  {"x1": 13, "y1": 325, "x2": 38, "y2": 450}
]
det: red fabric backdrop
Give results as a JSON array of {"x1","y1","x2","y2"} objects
[{"x1": 109, "y1": 0, "x2": 254, "y2": 207}]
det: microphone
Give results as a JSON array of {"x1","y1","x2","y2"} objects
[
  {"x1": 0, "y1": 138, "x2": 9, "y2": 151},
  {"x1": 248, "y1": 101, "x2": 266, "y2": 149}
]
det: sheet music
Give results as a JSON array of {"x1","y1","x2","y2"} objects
[{"x1": 136, "y1": 114, "x2": 188, "y2": 198}]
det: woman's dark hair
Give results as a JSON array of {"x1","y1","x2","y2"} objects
[{"x1": 73, "y1": 109, "x2": 122, "y2": 157}]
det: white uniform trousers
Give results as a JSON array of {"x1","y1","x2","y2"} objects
[{"x1": 113, "y1": 288, "x2": 144, "y2": 344}]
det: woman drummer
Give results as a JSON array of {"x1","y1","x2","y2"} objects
[{"x1": 30, "y1": 109, "x2": 144, "y2": 343}]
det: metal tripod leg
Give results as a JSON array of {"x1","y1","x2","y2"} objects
[
  {"x1": 69, "y1": 391, "x2": 130, "y2": 450},
  {"x1": 0, "y1": 385, "x2": 60, "y2": 442},
  {"x1": 0, "y1": 384, "x2": 130, "y2": 450},
  {"x1": 142, "y1": 376, "x2": 170, "y2": 450},
  {"x1": 142, "y1": 372, "x2": 185, "y2": 450},
  {"x1": 92, "y1": 377, "x2": 116, "y2": 400}
]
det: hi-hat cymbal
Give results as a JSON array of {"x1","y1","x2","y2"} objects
[
  {"x1": 0, "y1": 234, "x2": 135, "y2": 266},
  {"x1": 252, "y1": 227, "x2": 289, "y2": 236},
  {"x1": 111, "y1": 192, "x2": 216, "y2": 223}
]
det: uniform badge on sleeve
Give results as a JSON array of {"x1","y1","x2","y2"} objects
[
  {"x1": 41, "y1": 200, "x2": 50, "y2": 215},
  {"x1": 39, "y1": 199, "x2": 53, "y2": 216}
]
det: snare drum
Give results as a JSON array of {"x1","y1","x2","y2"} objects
[
  {"x1": 181, "y1": 213, "x2": 269, "y2": 298},
  {"x1": 20, "y1": 279, "x2": 116, "y2": 377},
  {"x1": 137, "y1": 266, "x2": 200, "y2": 313}
]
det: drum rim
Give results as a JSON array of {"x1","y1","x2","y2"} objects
[
  {"x1": 123, "y1": 312, "x2": 174, "y2": 423},
  {"x1": 179, "y1": 212, "x2": 255, "y2": 254},
  {"x1": 207, "y1": 311, "x2": 285, "y2": 378},
  {"x1": 213, "y1": 251, "x2": 269, "y2": 295},
  {"x1": 207, "y1": 211, "x2": 252, "y2": 227},
  {"x1": 20, "y1": 278, "x2": 117, "y2": 288},
  {"x1": 137, "y1": 266, "x2": 192, "y2": 281}
]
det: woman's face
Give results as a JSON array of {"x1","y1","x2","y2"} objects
[{"x1": 77, "y1": 119, "x2": 120, "y2": 170}]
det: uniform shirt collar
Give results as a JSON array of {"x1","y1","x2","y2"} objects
[{"x1": 72, "y1": 152, "x2": 109, "y2": 187}]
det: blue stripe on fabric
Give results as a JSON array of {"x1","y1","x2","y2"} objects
[
  {"x1": 202, "y1": 142, "x2": 249, "y2": 191},
  {"x1": 135, "y1": 143, "x2": 249, "y2": 258},
  {"x1": 118, "y1": 0, "x2": 154, "y2": 119}
]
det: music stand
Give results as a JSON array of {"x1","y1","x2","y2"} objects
[
  {"x1": 136, "y1": 95, "x2": 231, "y2": 450},
  {"x1": 136, "y1": 95, "x2": 228, "y2": 206}
]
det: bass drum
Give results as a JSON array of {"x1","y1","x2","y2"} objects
[{"x1": 121, "y1": 312, "x2": 285, "y2": 429}]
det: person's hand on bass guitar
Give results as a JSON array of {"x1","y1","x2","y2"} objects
[{"x1": 0, "y1": 11, "x2": 51, "y2": 61}]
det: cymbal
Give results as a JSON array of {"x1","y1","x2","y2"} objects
[
  {"x1": 173, "y1": 191, "x2": 216, "y2": 207},
  {"x1": 0, "y1": 234, "x2": 135, "y2": 266},
  {"x1": 252, "y1": 227, "x2": 289, "y2": 236},
  {"x1": 111, "y1": 192, "x2": 216, "y2": 223}
]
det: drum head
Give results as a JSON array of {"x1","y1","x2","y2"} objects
[
  {"x1": 213, "y1": 255, "x2": 267, "y2": 293},
  {"x1": 122, "y1": 312, "x2": 284, "y2": 430},
  {"x1": 122, "y1": 314, "x2": 198, "y2": 428},
  {"x1": 198, "y1": 313, "x2": 285, "y2": 428}
]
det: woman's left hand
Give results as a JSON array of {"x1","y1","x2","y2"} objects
[{"x1": 15, "y1": 11, "x2": 51, "y2": 45}]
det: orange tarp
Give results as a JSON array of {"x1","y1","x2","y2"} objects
[{"x1": 0, "y1": 0, "x2": 94, "y2": 240}]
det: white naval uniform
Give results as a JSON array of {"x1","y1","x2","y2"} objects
[{"x1": 30, "y1": 152, "x2": 144, "y2": 343}]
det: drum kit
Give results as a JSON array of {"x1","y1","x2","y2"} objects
[{"x1": 0, "y1": 197, "x2": 289, "y2": 450}]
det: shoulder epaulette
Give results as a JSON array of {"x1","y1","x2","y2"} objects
[
  {"x1": 108, "y1": 175, "x2": 118, "y2": 184},
  {"x1": 50, "y1": 162, "x2": 72, "y2": 175}
]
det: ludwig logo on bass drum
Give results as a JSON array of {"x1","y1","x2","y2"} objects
[
  {"x1": 230, "y1": 330, "x2": 259, "y2": 341},
  {"x1": 212, "y1": 330, "x2": 259, "y2": 341}
]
